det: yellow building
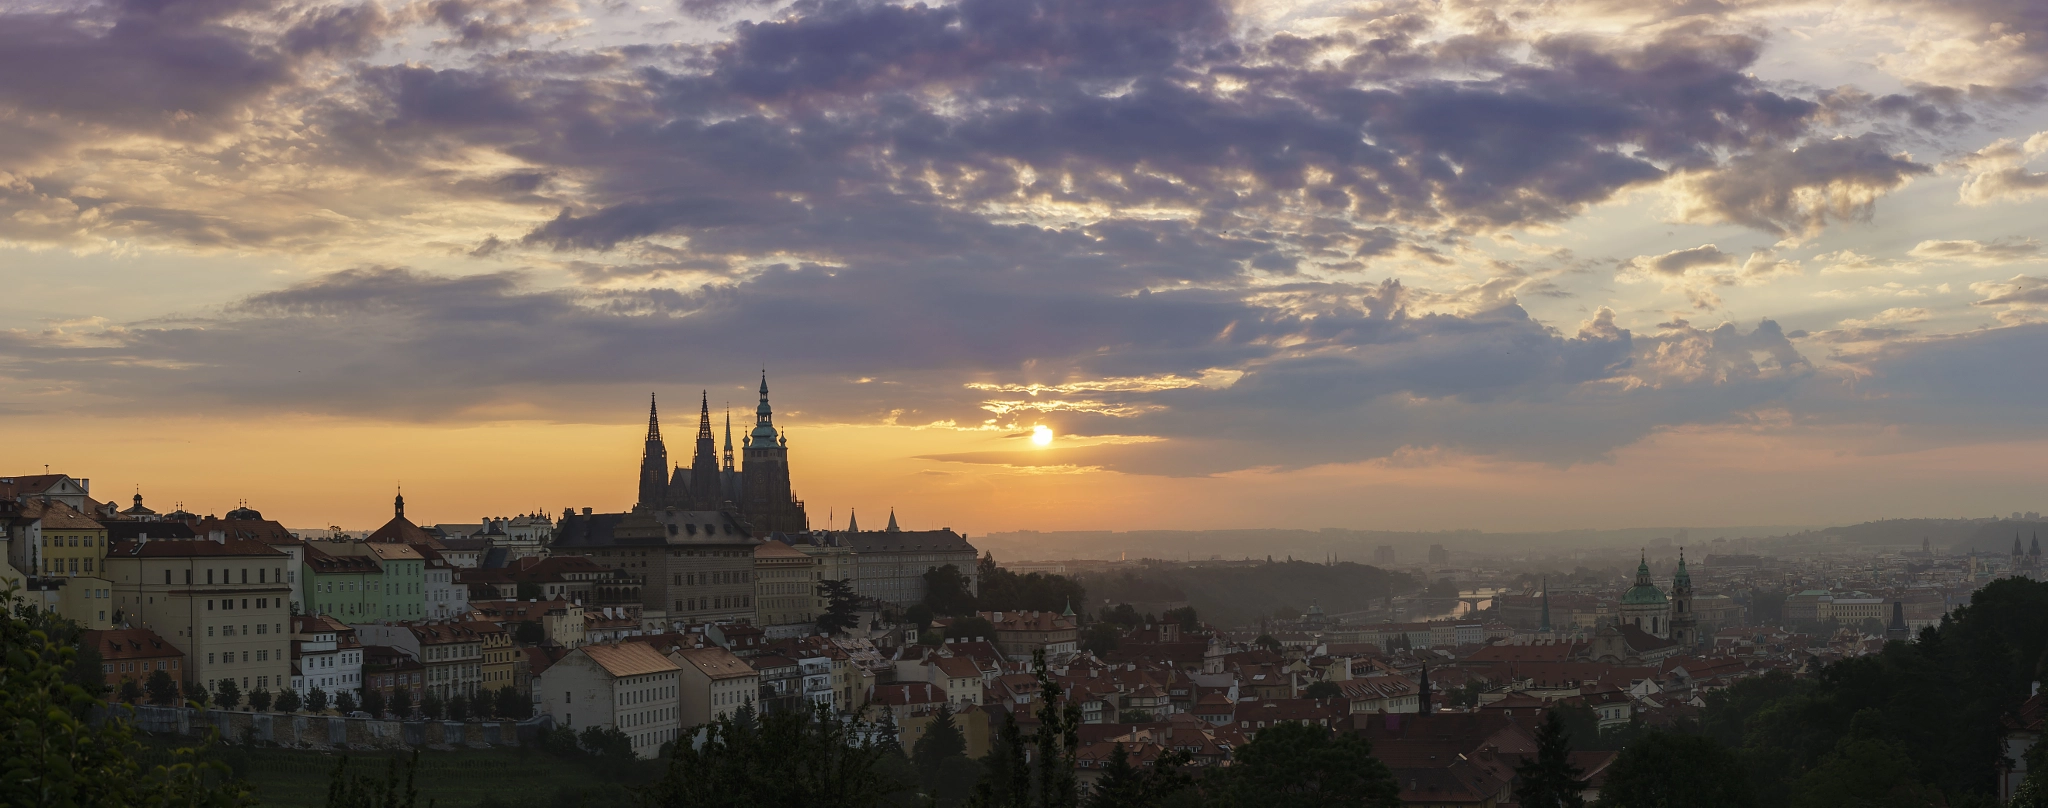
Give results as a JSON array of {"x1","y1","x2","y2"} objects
[{"x1": 31, "y1": 499, "x2": 107, "y2": 580}]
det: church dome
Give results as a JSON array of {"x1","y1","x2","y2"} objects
[
  {"x1": 1621, "y1": 583, "x2": 1668, "y2": 606},
  {"x1": 226, "y1": 504, "x2": 263, "y2": 520},
  {"x1": 1621, "y1": 556, "x2": 1667, "y2": 605}
]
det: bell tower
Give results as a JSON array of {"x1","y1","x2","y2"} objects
[{"x1": 1670, "y1": 549, "x2": 1697, "y2": 647}]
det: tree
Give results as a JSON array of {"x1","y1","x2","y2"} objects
[
  {"x1": 1515, "y1": 710, "x2": 1587, "y2": 808},
  {"x1": 248, "y1": 686, "x2": 272, "y2": 713},
  {"x1": 512, "y1": 621, "x2": 545, "y2": 645},
  {"x1": 390, "y1": 688, "x2": 412, "y2": 719},
  {"x1": 817, "y1": 578, "x2": 863, "y2": 635},
  {"x1": 1254, "y1": 634, "x2": 1282, "y2": 652},
  {"x1": 970, "y1": 708, "x2": 1031, "y2": 808},
  {"x1": 119, "y1": 677, "x2": 145, "y2": 704},
  {"x1": 946, "y1": 616, "x2": 998, "y2": 643},
  {"x1": 336, "y1": 689, "x2": 357, "y2": 714},
  {"x1": 421, "y1": 691, "x2": 444, "y2": 720},
  {"x1": 357, "y1": 688, "x2": 379, "y2": 717},
  {"x1": 1081, "y1": 623, "x2": 1122, "y2": 657},
  {"x1": 516, "y1": 581, "x2": 544, "y2": 601},
  {"x1": 447, "y1": 693, "x2": 469, "y2": 722},
  {"x1": 644, "y1": 703, "x2": 912, "y2": 807},
  {"x1": 905, "y1": 604, "x2": 935, "y2": 633},
  {"x1": 976, "y1": 552, "x2": 1087, "y2": 613},
  {"x1": 275, "y1": 688, "x2": 302, "y2": 713},
  {"x1": 578, "y1": 725, "x2": 635, "y2": 760},
  {"x1": 1208, "y1": 722, "x2": 1401, "y2": 808},
  {"x1": 915, "y1": 704, "x2": 969, "y2": 767},
  {"x1": 914, "y1": 705, "x2": 979, "y2": 807},
  {"x1": 308, "y1": 686, "x2": 331, "y2": 712},
  {"x1": 1303, "y1": 681, "x2": 1342, "y2": 701},
  {"x1": 494, "y1": 685, "x2": 527, "y2": 719},
  {"x1": 215, "y1": 677, "x2": 243, "y2": 710},
  {"x1": 1596, "y1": 732, "x2": 1754, "y2": 808},
  {"x1": 1087, "y1": 742, "x2": 1193, "y2": 808},
  {"x1": 1161, "y1": 606, "x2": 1199, "y2": 632},
  {"x1": 1100, "y1": 604, "x2": 1142, "y2": 628},
  {"x1": 147, "y1": 668, "x2": 179, "y2": 706},
  {"x1": 1120, "y1": 709, "x2": 1154, "y2": 723},
  {"x1": 1426, "y1": 578, "x2": 1460, "y2": 599},
  {"x1": 1788, "y1": 730, "x2": 1944, "y2": 808},
  {"x1": 324, "y1": 752, "x2": 425, "y2": 808},
  {"x1": 923, "y1": 565, "x2": 978, "y2": 616},
  {"x1": 1031, "y1": 651, "x2": 1086, "y2": 808},
  {"x1": 187, "y1": 682, "x2": 210, "y2": 708},
  {"x1": 0, "y1": 585, "x2": 253, "y2": 806}
]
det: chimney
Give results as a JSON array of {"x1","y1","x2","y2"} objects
[
  {"x1": 582, "y1": 508, "x2": 593, "y2": 516},
  {"x1": 209, "y1": 530, "x2": 225, "y2": 544}
]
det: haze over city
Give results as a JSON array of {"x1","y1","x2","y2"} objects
[{"x1": 6, "y1": 0, "x2": 2048, "y2": 535}]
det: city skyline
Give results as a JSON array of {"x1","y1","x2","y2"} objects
[{"x1": 5, "y1": 0, "x2": 2048, "y2": 534}]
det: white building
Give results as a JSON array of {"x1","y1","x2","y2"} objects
[
  {"x1": 672, "y1": 646, "x2": 759, "y2": 728},
  {"x1": 290, "y1": 615, "x2": 362, "y2": 699},
  {"x1": 538, "y1": 643, "x2": 682, "y2": 759},
  {"x1": 421, "y1": 552, "x2": 469, "y2": 620}
]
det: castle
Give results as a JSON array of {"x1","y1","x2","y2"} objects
[{"x1": 635, "y1": 373, "x2": 808, "y2": 536}]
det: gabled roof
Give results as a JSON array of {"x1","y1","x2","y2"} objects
[
  {"x1": 672, "y1": 647, "x2": 757, "y2": 680},
  {"x1": 85, "y1": 628, "x2": 182, "y2": 661},
  {"x1": 580, "y1": 642, "x2": 681, "y2": 678},
  {"x1": 20, "y1": 498, "x2": 103, "y2": 531}
]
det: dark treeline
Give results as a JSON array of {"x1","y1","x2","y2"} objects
[
  {"x1": 919, "y1": 554, "x2": 1090, "y2": 619},
  {"x1": 1081, "y1": 560, "x2": 1419, "y2": 627}
]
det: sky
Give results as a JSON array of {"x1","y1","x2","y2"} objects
[{"x1": 3, "y1": 0, "x2": 2048, "y2": 535}]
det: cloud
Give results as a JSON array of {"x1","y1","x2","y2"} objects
[
  {"x1": 1907, "y1": 238, "x2": 2042, "y2": 263},
  {"x1": 1626, "y1": 244, "x2": 1736, "y2": 275},
  {"x1": 1969, "y1": 275, "x2": 2048, "y2": 323},
  {"x1": 1839, "y1": 307, "x2": 1932, "y2": 328},
  {"x1": 1669, "y1": 135, "x2": 1929, "y2": 243},
  {"x1": 1956, "y1": 133, "x2": 2048, "y2": 206}
]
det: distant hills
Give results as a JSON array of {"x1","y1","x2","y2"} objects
[{"x1": 979, "y1": 517, "x2": 2048, "y2": 562}]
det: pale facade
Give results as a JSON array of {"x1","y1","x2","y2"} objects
[
  {"x1": 538, "y1": 643, "x2": 683, "y2": 759},
  {"x1": 672, "y1": 646, "x2": 759, "y2": 728},
  {"x1": 104, "y1": 537, "x2": 295, "y2": 695}
]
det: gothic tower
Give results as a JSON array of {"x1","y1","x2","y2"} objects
[
  {"x1": 688, "y1": 391, "x2": 722, "y2": 508},
  {"x1": 740, "y1": 372, "x2": 808, "y2": 535},
  {"x1": 636, "y1": 394, "x2": 668, "y2": 511},
  {"x1": 1538, "y1": 577, "x2": 1553, "y2": 635},
  {"x1": 1669, "y1": 549, "x2": 1697, "y2": 648}
]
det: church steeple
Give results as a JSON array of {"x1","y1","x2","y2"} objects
[
  {"x1": 1539, "y1": 577, "x2": 1552, "y2": 634},
  {"x1": 722, "y1": 407, "x2": 735, "y2": 472},
  {"x1": 886, "y1": 508, "x2": 900, "y2": 532},
  {"x1": 394, "y1": 489, "x2": 405, "y2": 518},
  {"x1": 846, "y1": 508, "x2": 859, "y2": 533},
  {"x1": 636, "y1": 393, "x2": 669, "y2": 511},
  {"x1": 688, "y1": 390, "x2": 721, "y2": 508}
]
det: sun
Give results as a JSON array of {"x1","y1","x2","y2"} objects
[{"x1": 1031, "y1": 424, "x2": 1054, "y2": 446}]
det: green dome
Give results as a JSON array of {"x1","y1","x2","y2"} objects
[
  {"x1": 1621, "y1": 556, "x2": 1666, "y2": 605},
  {"x1": 1622, "y1": 583, "x2": 1668, "y2": 605}
]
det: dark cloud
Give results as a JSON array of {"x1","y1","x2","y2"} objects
[{"x1": 1673, "y1": 134, "x2": 1930, "y2": 239}]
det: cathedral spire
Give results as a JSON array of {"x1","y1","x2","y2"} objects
[
  {"x1": 723, "y1": 407, "x2": 734, "y2": 472},
  {"x1": 697, "y1": 391, "x2": 713, "y2": 439},
  {"x1": 846, "y1": 508, "x2": 859, "y2": 533},
  {"x1": 886, "y1": 508, "x2": 900, "y2": 532},
  {"x1": 636, "y1": 394, "x2": 669, "y2": 511}
]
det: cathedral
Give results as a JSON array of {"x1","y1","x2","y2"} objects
[
  {"x1": 635, "y1": 374, "x2": 809, "y2": 536},
  {"x1": 1617, "y1": 550, "x2": 1698, "y2": 647}
]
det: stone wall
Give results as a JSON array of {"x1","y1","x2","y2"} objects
[{"x1": 126, "y1": 705, "x2": 525, "y2": 751}]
